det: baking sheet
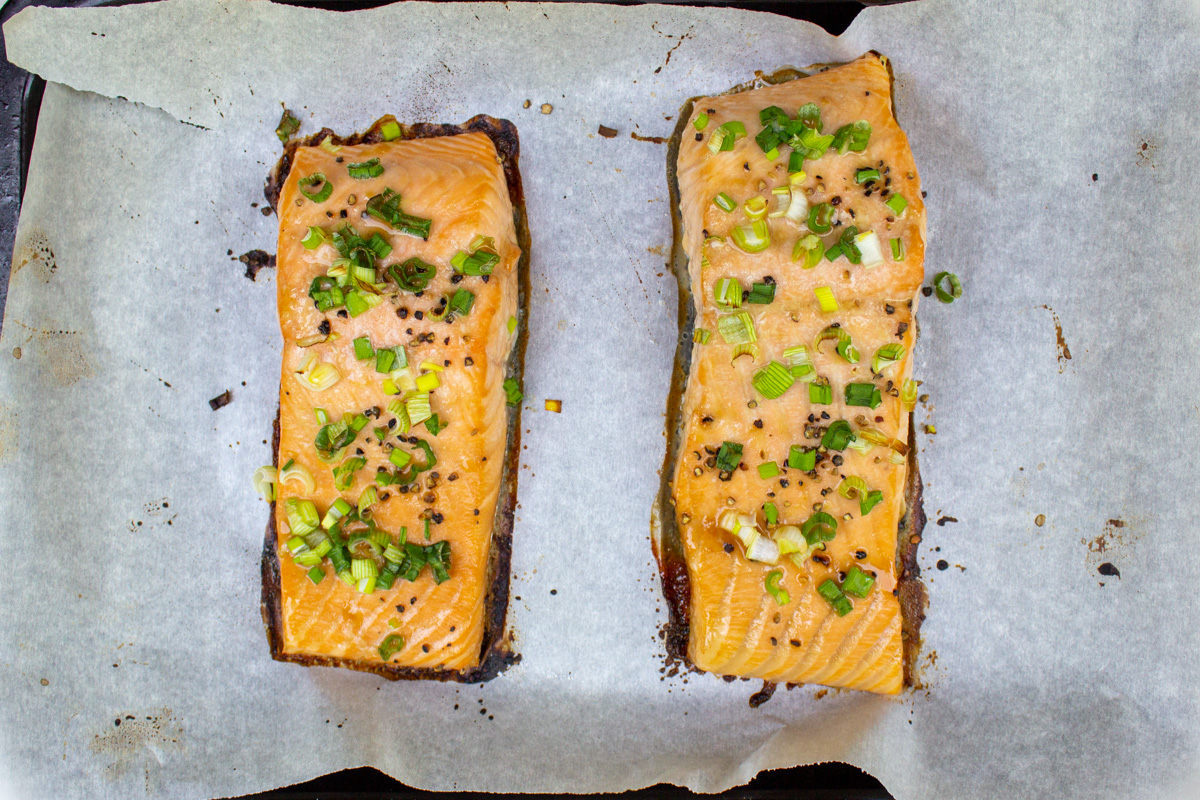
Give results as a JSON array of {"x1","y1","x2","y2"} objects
[{"x1": 1, "y1": 0, "x2": 1199, "y2": 798}]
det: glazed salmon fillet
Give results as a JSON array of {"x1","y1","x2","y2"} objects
[
  {"x1": 669, "y1": 54, "x2": 925, "y2": 693},
  {"x1": 265, "y1": 122, "x2": 521, "y2": 677}
]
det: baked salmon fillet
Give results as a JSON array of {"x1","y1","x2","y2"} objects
[
  {"x1": 658, "y1": 54, "x2": 926, "y2": 694},
  {"x1": 260, "y1": 116, "x2": 526, "y2": 680}
]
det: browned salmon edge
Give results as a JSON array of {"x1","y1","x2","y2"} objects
[
  {"x1": 653, "y1": 56, "x2": 928, "y2": 688},
  {"x1": 260, "y1": 115, "x2": 527, "y2": 682}
]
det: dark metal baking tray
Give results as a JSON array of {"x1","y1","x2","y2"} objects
[{"x1": 0, "y1": 1, "x2": 897, "y2": 797}]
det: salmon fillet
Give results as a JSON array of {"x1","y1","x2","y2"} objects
[
  {"x1": 666, "y1": 54, "x2": 926, "y2": 694},
  {"x1": 262, "y1": 117, "x2": 524, "y2": 678}
]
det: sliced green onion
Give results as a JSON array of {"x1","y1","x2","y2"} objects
[
  {"x1": 825, "y1": 243, "x2": 845, "y2": 262},
  {"x1": 415, "y1": 372, "x2": 440, "y2": 393},
  {"x1": 717, "y1": 311, "x2": 756, "y2": 345},
  {"x1": 860, "y1": 489, "x2": 884, "y2": 517},
  {"x1": 872, "y1": 343, "x2": 905, "y2": 374},
  {"x1": 321, "y1": 497, "x2": 353, "y2": 530},
  {"x1": 763, "y1": 502, "x2": 778, "y2": 526},
  {"x1": 387, "y1": 257, "x2": 436, "y2": 293},
  {"x1": 315, "y1": 420, "x2": 355, "y2": 460},
  {"x1": 764, "y1": 147, "x2": 779, "y2": 161},
  {"x1": 708, "y1": 120, "x2": 747, "y2": 154},
  {"x1": 787, "y1": 445, "x2": 816, "y2": 471},
  {"x1": 252, "y1": 466, "x2": 277, "y2": 502},
  {"x1": 842, "y1": 565, "x2": 876, "y2": 598},
  {"x1": 801, "y1": 511, "x2": 838, "y2": 545},
  {"x1": 838, "y1": 226, "x2": 863, "y2": 265},
  {"x1": 783, "y1": 345, "x2": 816, "y2": 383},
  {"x1": 280, "y1": 461, "x2": 316, "y2": 494},
  {"x1": 366, "y1": 188, "x2": 432, "y2": 240},
  {"x1": 746, "y1": 282, "x2": 775, "y2": 304},
  {"x1": 693, "y1": 328, "x2": 711, "y2": 344},
  {"x1": 715, "y1": 441, "x2": 743, "y2": 472},
  {"x1": 275, "y1": 111, "x2": 300, "y2": 142},
  {"x1": 855, "y1": 168, "x2": 881, "y2": 184},
  {"x1": 809, "y1": 379, "x2": 832, "y2": 405},
  {"x1": 818, "y1": 578, "x2": 853, "y2": 616},
  {"x1": 508, "y1": 316, "x2": 518, "y2": 334},
  {"x1": 424, "y1": 414, "x2": 444, "y2": 435},
  {"x1": 357, "y1": 486, "x2": 378, "y2": 515},
  {"x1": 318, "y1": 136, "x2": 342, "y2": 154},
  {"x1": 731, "y1": 342, "x2": 760, "y2": 362},
  {"x1": 792, "y1": 234, "x2": 825, "y2": 269},
  {"x1": 855, "y1": 230, "x2": 885, "y2": 268},
  {"x1": 298, "y1": 173, "x2": 333, "y2": 203},
  {"x1": 382, "y1": 379, "x2": 400, "y2": 396},
  {"x1": 714, "y1": 277, "x2": 742, "y2": 309},
  {"x1": 298, "y1": 361, "x2": 342, "y2": 392},
  {"x1": 306, "y1": 566, "x2": 325, "y2": 585},
  {"x1": 367, "y1": 233, "x2": 392, "y2": 259},
  {"x1": 743, "y1": 196, "x2": 768, "y2": 220},
  {"x1": 353, "y1": 336, "x2": 375, "y2": 360},
  {"x1": 901, "y1": 379, "x2": 919, "y2": 410},
  {"x1": 813, "y1": 325, "x2": 859, "y2": 364},
  {"x1": 314, "y1": 408, "x2": 330, "y2": 425},
  {"x1": 757, "y1": 461, "x2": 780, "y2": 479},
  {"x1": 814, "y1": 286, "x2": 838, "y2": 313},
  {"x1": 332, "y1": 457, "x2": 365, "y2": 491},
  {"x1": 376, "y1": 564, "x2": 399, "y2": 591},
  {"x1": 752, "y1": 361, "x2": 794, "y2": 400},
  {"x1": 383, "y1": 542, "x2": 406, "y2": 564},
  {"x1": 885, "y1": 193, "x2": 908, "y2": 217},
  {"x1": 838, "y1": 475, "x2": 867, "y2": 501},
  {"x1": 285, "y1": 498, "x2": 319, "y2": 536},
  {"x1": 693, "y1": 112, "x2": 710, "y2": 131},
  {"x1": 348, "y1": 158, "x2": 384, "y2": 179},
  {"x1": 380, "y1": 120, "x2": 401, "y2": 141},
  {"x1": 451, "y1": 248, "x2": 500, "y2": 276},
  {"x1": 301, "y1": 226, "x2": 327, "y2": 250},
  {"x1": 504, "y1": 378, "x2": 523, "y2": 407},
  {"x1": 822, "y1": 420, "x2": 855, "y2": 451},
  {"x1": 933, "y1": 271, "x2": 963, "y2": 304},
  {"x1": 768, "y1": 187, "x2": 791, "y2": 219},
  {"x1": 845, "y1": 382, "x2": 882, "y2": 408},
  {"x1": 713, "y1": 192, "x2": 737, "y2": 213},
  {"x1": 890, "y1": 237, "x2": 905, "y2": 261},
  {"x1": 375, "y1": 347, "x2": 397, "y2": 374},
  {"x1": 831, "y1": 120, "x2": 871, "y2": 155},
  {"x1": 764, "y1": 569, "x2": 790, "y2": 605},
  {"x1": 344, "y1": 292, "x2": 370, "y2": 318},
  {"x1": 807, "y1": 203, "x2": 835, "y2": 234},
  {"x1": 731, "y1": 220, "x2": 770, "y2": 253},
  {"x1": 449, "y1": 289, "x2": 476, "y2": 317},
  {"x1": 405, "y1": 393, "x2": 432, "y2": 427},
  {"x1": 351, "y1": 558, "x2": 378, "y2": 582}
]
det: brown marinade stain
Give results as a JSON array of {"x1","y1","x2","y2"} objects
[
  {"x1": 598, "y1": 125, "x2": 619, "y2": 139},
  {"x1": 238, "y1": 250, "x2": 275, "y2": 282},
  {"x1": 260, "y1": 114, "x2": 528, "y2": 683},
  {"x1": 1041, "y1": 305, "x2": 1072, "y2": 371},
  {"x1": 748, "y1": 680, "x2": 776, "y2": 708}
]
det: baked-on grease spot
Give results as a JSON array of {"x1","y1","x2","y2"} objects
[
  {"x1": 597, "y1": 125, "x2": 618, "y2": 138},
  {"x1": 935, "y1": 515, "x2": 958, "y2": 526},
  {"x1": 88, "y1": 707, "x2": 182, "y2": 785},
  {"x1": 1035, "y1": 514, "x2": 1046, "y2": 527},
  {"x1": 11, "y1": 347, "x2": 21, "y2": 359},
  {"x1": 1040, "y1": 305, "x2": 1072, "y2": 372},
  {"x1": 8, "y1": 320, "x2": 97, "y2": 386},
  {"x1": 936, "y1": 560, "x2": 949, "y2": 571},
  {"x1": 236, "y1": 250, "x2": 275, "y2": 281},
  {"x1": 13, "y1": 229, "x2": 56, "y2": 281},
  {"x1": 0, "y1": 403, "x2": 16, "y2": 463},
  {"x1": 1136, "y1": 138, "x2": 1157, "y2": 168},
  {"x1": 1098, "y1": 562, "x2": 1120, "y2": 578},
  {"x1": 631, "y1": 131, "x2": 668, "y2": 144}
]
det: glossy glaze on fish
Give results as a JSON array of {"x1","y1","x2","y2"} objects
[
  {"x1": 261, "y1": 117, "x2": 526, "y2": 681},
  {"x1": 660, "y1": 55, "x2": 926, "y2": 694}
]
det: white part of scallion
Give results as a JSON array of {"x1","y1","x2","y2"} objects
[
  {"x1": 855, "y1": 230, "x2": 885, "y2": 268},
  {"x1": 280, "y1": 461, "x2": 316, "y2": 494},
  {"x1": 252, "y1": 466, "x2": 277, "y2": 502}
]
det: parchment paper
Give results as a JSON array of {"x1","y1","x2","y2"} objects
[{"x1": 1, "y1": 0, "x2": 1199, "y2": 797}]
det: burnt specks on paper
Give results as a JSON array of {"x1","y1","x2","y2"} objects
[
  {"x1": 209, "y1": 390, "x2": 232, "y2": 410},
  {"x1": 237, "y1": 250, "x2": 276, "y2": 281}
]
